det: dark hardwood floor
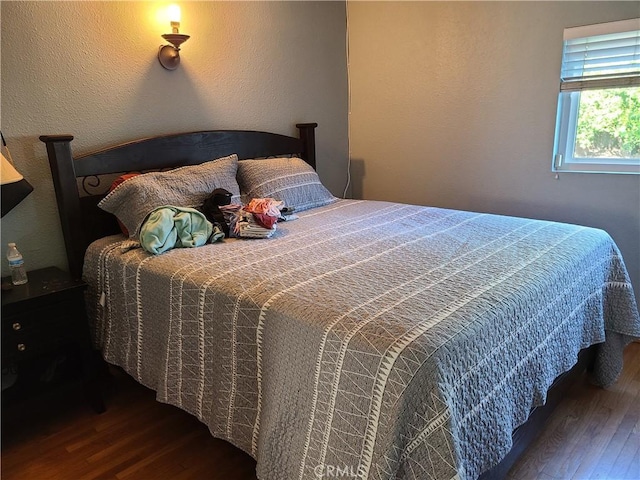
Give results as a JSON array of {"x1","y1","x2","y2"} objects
[{"x1": 2, "y1": 343, "x2": 638, "y2": 480}]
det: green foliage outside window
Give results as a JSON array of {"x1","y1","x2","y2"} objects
[{"x1": 575, "y1": 87, "x2": 640, "y2": 159}]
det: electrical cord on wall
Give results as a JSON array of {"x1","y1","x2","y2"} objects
[{"x1": 343, "y1": 1, "x2": 352, "y2": 199}]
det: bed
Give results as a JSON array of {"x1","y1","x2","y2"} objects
[{"x1": 40, "y1": 124, "x2": 640, "y2": 480}]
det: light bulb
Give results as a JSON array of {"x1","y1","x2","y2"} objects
[{"x1": 168, "y1": 5, "x2": 181, "y2": 24}]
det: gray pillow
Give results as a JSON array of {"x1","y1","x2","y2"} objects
[
  {"x1": 237, "y1": 157, "x2": 336, "y2": 211},
  {"x1": 99, "y1": 154, "x2": 240, "y2": 238}
]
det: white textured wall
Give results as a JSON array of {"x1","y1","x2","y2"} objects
[
  {"x1": 0, "y1": 1, "x2": 348, "y2": 276},
  {"x1": 348, "y1": 1, "x2": 640, "y2": 303}
]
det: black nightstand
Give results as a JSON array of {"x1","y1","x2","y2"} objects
[{"x1": 1, "y1": 266, "x2": 105, "y2": 417}]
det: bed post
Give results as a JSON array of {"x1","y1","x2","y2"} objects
[
  {"x1": 39, "y1": 135, "x2": 84, "y2": 280},
  {"x1": 296, "y1": 123, "x2": 317, "y2": 169}
]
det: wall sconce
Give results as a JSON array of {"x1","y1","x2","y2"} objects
[{"x1": 158, "y1": 5, "x2": 190, "y2": 71}]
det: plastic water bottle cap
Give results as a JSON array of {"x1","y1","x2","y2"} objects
[{"x1": 8, "y1": 243, "x2": 15, "y2": 247}]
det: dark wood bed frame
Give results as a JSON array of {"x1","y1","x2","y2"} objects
[
  {"x1": 40, "y1": 123, "x2": 317, "y2": 280},
  {"x1": 39, "y1": 123, "x2": 595, "y2": 480}
]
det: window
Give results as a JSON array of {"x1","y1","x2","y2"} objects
[{"x1": 553, "y1": 18, "x2": 640, "y2": 174}]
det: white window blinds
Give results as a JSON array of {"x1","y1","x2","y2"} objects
[{"x1": 560, "y1": 18, "x2": 640, "y2": 91}]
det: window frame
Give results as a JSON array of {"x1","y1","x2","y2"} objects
[
  {"x1": 553, "y1": 89, "x2": 640, "y2": 174},
  {"x1": 552, "y1": 18, "x2": 640, "y2": 175}
]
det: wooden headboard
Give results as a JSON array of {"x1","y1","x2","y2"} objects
[{"x1": 40, "y1": 123, "x2": 318, "y2": 280}]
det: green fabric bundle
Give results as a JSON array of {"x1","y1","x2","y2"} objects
[{"x1": 139, "y1": 206, "x2": 224, "y2": 254}]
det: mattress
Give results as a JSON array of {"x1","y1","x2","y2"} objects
[{"x1": 83, "y1": 199, "x2": 640, "y2": 480}]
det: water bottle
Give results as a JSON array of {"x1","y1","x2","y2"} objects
[{"x1": 6, "y1": 243, "x2": 28, "y2": 285}]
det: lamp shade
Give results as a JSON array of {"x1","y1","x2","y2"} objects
[{"x1": 1, "y1": 152, "x2": 33, "y2": 217}]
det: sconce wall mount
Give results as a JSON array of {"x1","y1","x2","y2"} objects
[
  {"x1": 158, "y1": 34, "x2": 190, "y2": 70},
  {"x1": 158, "y1": 6, "x2": 190, "y2": 71}
]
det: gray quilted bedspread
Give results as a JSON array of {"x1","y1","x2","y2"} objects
[{"x1": 84, "y1": 200, "x2": 640, "y2": 480}]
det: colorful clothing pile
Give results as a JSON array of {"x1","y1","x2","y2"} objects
[{"x1": 233, "y1": 198, "x2": 284, "y2": 239}]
